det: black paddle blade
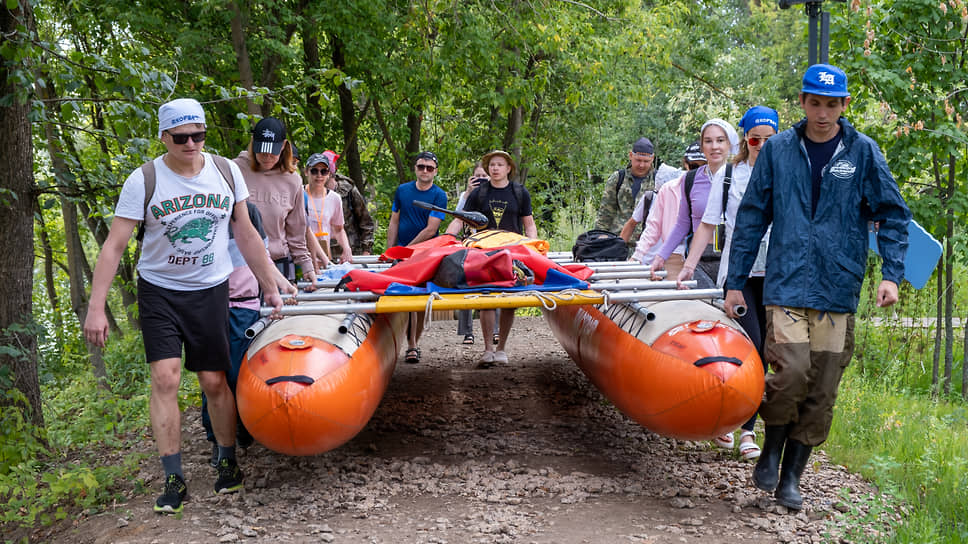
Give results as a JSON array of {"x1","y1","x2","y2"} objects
[{"x1": 412, "y1": 200, "x2": 489, "y2": 230}]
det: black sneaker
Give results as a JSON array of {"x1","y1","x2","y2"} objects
[
  {"x1": 214, "y1": 457, "x2": 244, "y2": 494},
  {"x1": 237, "y1": 428, "x2": 255, "y2": 449},
  {"x1": 154, "y1": 473, "x2": 187, "y2": 514},
  {"x1": 209, "y1": 443, "x2": 219, "y2": 468}
]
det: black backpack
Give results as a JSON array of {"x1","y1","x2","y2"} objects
[
  {"x1": 572, "y1": 229, "x2": 629, "y2": 262},
  {"x1": 683, "y1": 163, "x2": 732, "y2": 260}
]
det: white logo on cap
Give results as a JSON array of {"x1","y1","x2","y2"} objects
[
  {"x1": 818, "y1": 71, "x2": 836, "y2": 86},
  {"x1": 261, "y1": 129, "x2": 276, "y2": 140}
]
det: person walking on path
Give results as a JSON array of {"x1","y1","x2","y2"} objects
[
  {"x1": 650, "y1": 119, "x2": 740, "y2": 289},
  {"x1": 676, "y1": 105, "x2": 780, "y2": 459},
  {"x1": 387, "y1": 151, "x2": 449, "y2": 365},
  {"x1": 83, "y1": 99, "x2": 293, "y2": 514},
  {"x1": 446, "y1": 150, "x2": 537, "y2": 367},
  {"x1": 320, "y1": 150, "x2": 376, "y2": 259},
  {"x1": 724, "y1": 64, "x2": 911, "y2": 511},
  {"x1": 631, "y1": 141, "x2": 706, "y2": 276},
  {"x1": 233, "y1": 117, "x2": 317, "y2": 286},
  {"x1": 304, "y1": 153, "x2": 353, "y2": 267},
  {"x1": 595, "y1": 137, "x2": 657, "y2": 243}
]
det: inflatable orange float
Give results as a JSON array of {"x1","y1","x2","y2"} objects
[
  {"x1": 236, "y1": 312, "x2": 407, "y2": 455},
  {"x1": 544, "y1": 299, "x2": 764, "y2": 440}
]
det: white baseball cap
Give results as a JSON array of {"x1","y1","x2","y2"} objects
[{"x1": 157, "y1": 98, "x2": 206, "y2": 138}]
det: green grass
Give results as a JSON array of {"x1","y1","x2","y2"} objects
[{"x1": 825, "y1": 337, "x2": 968, "y2": 543}]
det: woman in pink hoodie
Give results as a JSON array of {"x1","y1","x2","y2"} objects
[{"x1": 233, "y1": 117, "x2": 315, "y2": 285}]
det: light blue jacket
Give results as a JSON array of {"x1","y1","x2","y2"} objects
[{"x1": 725, "y1": 118, "x2": 911, "y2": 313}]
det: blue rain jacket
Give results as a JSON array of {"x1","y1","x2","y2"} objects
[{"x1": 725, "y1": 117, "x2": 910, "y2": 313}]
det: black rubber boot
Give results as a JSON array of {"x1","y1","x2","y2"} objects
[
  {"x1": 751, "y1": 424, "x2": 787, "y2": 492},
  {"x1": 774, "y1": 439, "x2": 813, "y2": 510}
]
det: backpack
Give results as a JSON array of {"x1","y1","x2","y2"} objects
[
  {"x1": 432, "y1": 248, "x2": 534, "y2": 289},
  {"x1": 136, "y1": 155, "x2": 235, "y2": 241},
  {"x1": 683, "y1": 163, "x2": 732, "y2": 259},
  {"x1": 571, "y1": 229, "x2": 630, "y2": 262}
]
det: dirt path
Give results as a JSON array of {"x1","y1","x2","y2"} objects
[{"x1": 32, "y1": 316, "x2": 899, "y2": 543}]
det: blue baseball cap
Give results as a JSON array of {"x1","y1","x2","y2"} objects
[
  {"x1": 739, "y1": 106, "x2": 779, "y2": 133},
  {"x1": 801, "y1": 64, "x2": 849, "y2": 97}
]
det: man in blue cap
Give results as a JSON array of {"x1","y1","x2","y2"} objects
[{"x1": 724, "y1": 64, "x2": 911, "y2": 511}]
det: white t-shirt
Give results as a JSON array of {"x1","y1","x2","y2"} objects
[
  {"x1": 306, "y1": 190, "x2": 344, "y2": 241},
  {"x1": 115, "y1": 153, "x2": 249, "y2": 291},
  {"x1": 710, "y1": 161, "x2": 771, "y2": 287}
]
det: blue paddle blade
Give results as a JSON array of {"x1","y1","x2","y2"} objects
[{"x1": 868, "y1": 220, "x2": 941, "y2": 290}]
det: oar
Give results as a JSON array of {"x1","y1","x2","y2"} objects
[{"x1": 412, "y1": 200, "x2": 489, "y2": 229}]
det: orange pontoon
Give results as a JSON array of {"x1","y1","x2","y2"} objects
[
  {"x1": 236, "y1": 312, "x2": 407, "y2": 456},
  {"x1": 544, "y1": 299, "x2": 764, "y2": 441}
]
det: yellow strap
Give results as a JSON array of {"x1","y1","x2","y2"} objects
[{"x1": 373, "y1": 290, "x2": 602, "y2": 313}]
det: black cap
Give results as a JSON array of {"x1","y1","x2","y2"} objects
[
  {"x1": 253, "y1": 117, "x2": 286, "y2": 155},
  {"x1": 632, "y1": 137, "x2": 654, "y2": 155},
  {"x1": 684, "y1": 141, "x2": 705, "y2": 162},
  {"x1": 415, "y1": 151, "x2": 438, "y2": 165}
]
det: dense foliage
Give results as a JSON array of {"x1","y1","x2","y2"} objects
[{"x1": 1, "y1": 0, "x2": 967, "y2": 541}]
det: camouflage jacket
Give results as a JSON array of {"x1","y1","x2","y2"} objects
[
  {"x1": 594, "y1": 166, "x2": 655, "y2": 240},
  {"x1": 331, "y1": 173, "x2": 376, "y2": 254}
]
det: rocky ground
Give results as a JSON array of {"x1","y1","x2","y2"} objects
[{"x1": 27, "y1": 316, "x2": 903, "y2": 544}]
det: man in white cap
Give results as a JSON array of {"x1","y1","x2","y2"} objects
[
  {"x1": 83, "y1": 98, "x2": 294, "y2": 514},
  {"x1": 725, "y1": 64, "x2": 911, "y2": 511},
  {"x1": 595, "y1": 136, "x2": 657, "y2": 243}
]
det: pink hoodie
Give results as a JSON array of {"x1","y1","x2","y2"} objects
[{"x1": 633, "y1": 174, "x2": 685, "y2": 264}]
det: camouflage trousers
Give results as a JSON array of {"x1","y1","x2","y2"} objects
[{"x1": 760, "y1": 306, "x2": 856, "y2": 447}]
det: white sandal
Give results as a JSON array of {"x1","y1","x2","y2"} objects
[
  {"x1": 713, "y1": 432, "x2": 735, "y2": 449},
  {"x1": 738, "y1": 430, "x2": 761, "y2": 460}
]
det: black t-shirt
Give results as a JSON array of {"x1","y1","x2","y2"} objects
[
  {"x1": 464, "y1": 182, "x2": 533, "y2": 234},
  {"x1": 804, "y1": 131, "x2": 842, "y2": 217}
]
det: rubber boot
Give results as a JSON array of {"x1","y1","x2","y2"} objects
[
  {"x1": 774, "y1": 439, "x2": 813, "y2": 510},
  {"x1": 751, "y1": 425, "x2": 787, "y2": 492}
]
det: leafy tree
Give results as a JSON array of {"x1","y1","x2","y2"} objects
[
  {"x1": 1, "y1": 1, "x2": 43, "y2": 427},
  {"x1": 837, "y1": 0, "x2": 968, "y2": 396}
]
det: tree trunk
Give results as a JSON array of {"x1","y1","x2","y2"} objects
[
  {"x1": 373, "y1": 99, "x2": 408, "y2": 184},
  {"x1": 943, "y1": 154, "x2": 955, "y2": 395},
  {"x1": 331, "y1": 35, "x2": 365, "y2": 187},
  {"x1": 302, "y1": 21, "x2": 323, "y2": 152},
  {"x1": 229, "y1": 2, "x2": 259, "y2": 116},
  {"x1": 0, "y1": 0, "x2": 43, "y2": 427},
  {"x1": 406, "y1": 112, "x2": 422, "y2": 163},
  {"x1": 932, "y1": 261, "x2": 942, "y2": 396},
  {"x1": 36, "y1": 203, "x2": 63, "y2": 336}
]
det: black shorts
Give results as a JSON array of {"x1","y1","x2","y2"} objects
[{"x1": 138, "y1": 278, "x2": 230, "y2": 373}]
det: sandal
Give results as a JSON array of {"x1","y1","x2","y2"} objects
[
  {"x1": 739, "y1": 430, "x2": 761, "y2": 460},
  {"x1": 477, "y1": 350, "x2": 496, "y2": 369},
  {"x1": 713, "y1": 432, "x2": 735, "y2": 449},
  {"x1": 462, "y1": 334, "x2": 475, "y2": 345},
  {"x1": 404, "y1": 347, "x2": 420, "y2": 364}
]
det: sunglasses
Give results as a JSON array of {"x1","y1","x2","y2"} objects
[
  {"x1": 310, "y1": 167, "x2": 330, "y2": 176},
  {"x1": 747, "y1": 135, "x2": 771, "y2": 147},
  {"x1": 416, "y1": 164, "x2": 437, "y2": 172},
  {"x1": 167, "y1": 131, "x2": 206, "y2": 145}
]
